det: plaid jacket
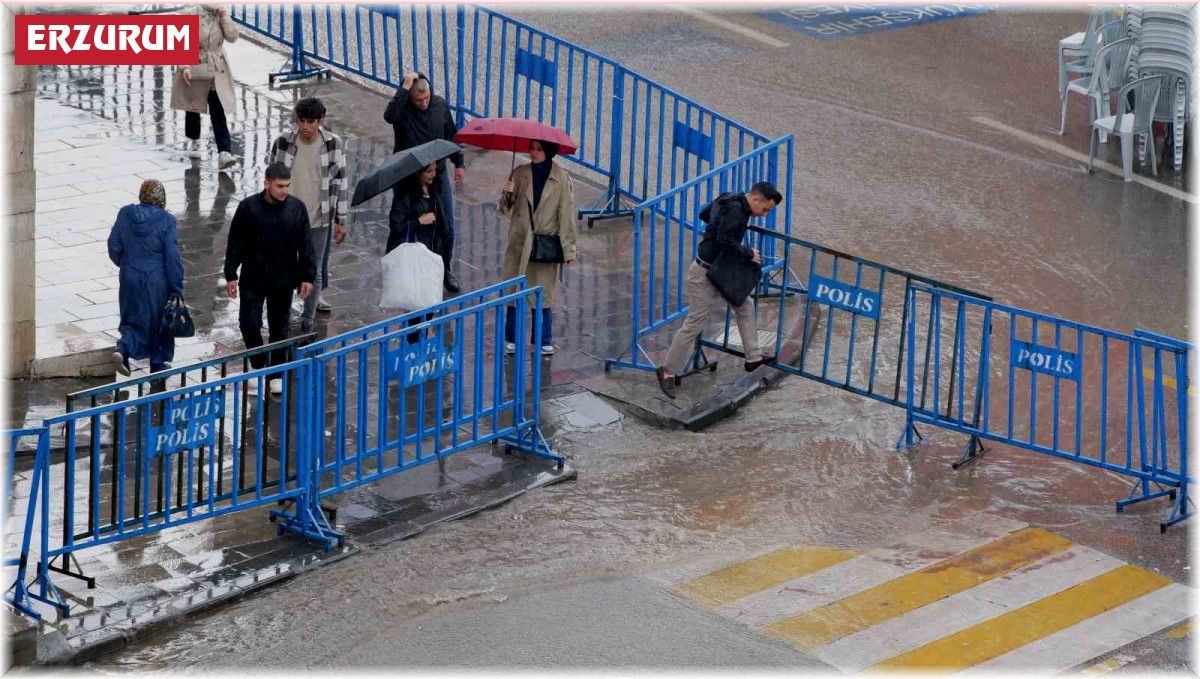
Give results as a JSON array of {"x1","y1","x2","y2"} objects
[{"x1": 268, "y1": 128, "x2": 348, "y2": 228}]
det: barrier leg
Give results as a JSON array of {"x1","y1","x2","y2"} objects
[
  {"x1": 577, "y1": 179, "x2": 634, "y2": 228},
  {"x1": 603, "y1": 340, "x2": 657, "y2": 373},
  {"x1": 676, "y1": 339, "x2": 718, "y2": 384},
  {"x1": 272, "y1": 497, "x2": 343, "y2": 550},
  {"x1": 268, "y1": 6, "x2": 331, "y2": 85},
  {"x1": 1161, "y1": 484, "x2": 1193, "y2": 532},
  {"x1": 502, "y1": 425, "x2": 564, "y2": 469}
]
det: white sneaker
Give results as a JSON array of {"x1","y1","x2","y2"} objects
[
  {"x1": 316, "y1": 296, "x2": 332, "y2": 313},
  {"x1": 244, "y1": 379, "x2": 259, "y2": 395},
  {"x1": 269, "y1": 378, "x2": 283, "y2": 396},
  {"x1": 504, "y1": 342, "x2": 516, "y2": 355},
  {"x1": 218, "y1": 151, "x2": 240, "y2": 168},
  {"x1": 540, "y1": 345, "x2": 555, "y2": 355},
  {"x1": 187, "y1": 139, "x2": 201, "y2": 158}
]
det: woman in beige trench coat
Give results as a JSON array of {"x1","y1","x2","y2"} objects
[
  {"x1": 169, "y1": 5, "x2": 238, "y2": 168},
  {"x1": 497, "y1": 140, "x2": 578, "y2": 356}
]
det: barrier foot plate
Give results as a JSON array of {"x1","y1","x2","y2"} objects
[
  {"x1": 269, "y1": 59, "x2": 332, "y2": 85},
  {"x1": 1160, "y1": 492, "x2": 1194, "y2": 532},
  {"x1": 48, "y1": 553, "x2": 96, "y2": 589},
  {"x1": 1117, "y1": 477, "x2": 1178, "y2": 515},
  {"x1": 952, "y1": 435, "x2": 988, "y2": 470}
]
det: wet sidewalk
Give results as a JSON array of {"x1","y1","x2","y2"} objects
[{"x1": 6, "y1": 31, "x2": 803, "y2": 665}]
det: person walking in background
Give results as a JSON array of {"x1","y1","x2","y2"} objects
[
  {"x1": 384, "y1": 71, "x2": 465, "y2": 293},
  {"x1": 171, "y1": 4, "x2": 239, "y2": 169},
  {"x1": 269, "y1": 97, "x2": 349, "y2": 333},
  {"x1": 108, "y1": 179, "x2": 185, "y2": 377},
  {"x1": 654, "y1": 181, "x2": 783, "y2": 399},
  {"x1": 387, "y1": 161, "x2": 448, "y2": 345},
  {"x1": 224, "y1": 163, "x2": 316, "y2": 395},
  {"x1": 497, "y1": 140, "x2": 577, "y2": 356}
]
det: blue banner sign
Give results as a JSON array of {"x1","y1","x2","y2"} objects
[
  {"x1": 1010, "y1": 339, "x2": 1080, "y2": 382},
  {"x1": 809, "y1": 273, "x2": 880, "y2": 320},
  {"x1": 149, "y1": 389, "x2": 224, "y2": 457},
  {"x1": 386, "y1": 340, "x2": 458, "y2": 388},
  {"x1": 761, "y1": 5, "x2": 999, "y2": 40}
]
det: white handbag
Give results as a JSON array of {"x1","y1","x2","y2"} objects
[{"x1": 380, "y1": 242, "x2": 444, "y2": 311}]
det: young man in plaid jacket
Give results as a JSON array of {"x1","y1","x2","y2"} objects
[{"x1": 268, "y1": 97, "x2": 349, "y2": 334}]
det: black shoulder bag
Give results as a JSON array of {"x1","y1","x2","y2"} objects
[{"x1": 527, "y1": 197, "x2": 565, "y2": 264}]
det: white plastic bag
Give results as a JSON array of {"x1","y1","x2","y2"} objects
[{"x1": 380, "y1": 242, "x2": 445, "y2": 310}]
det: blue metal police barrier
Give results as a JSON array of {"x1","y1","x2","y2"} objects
[
  {"x1": 4, "y1": 428, "x2": 53, "y2": 618},
  {"x1": 277, "y1": 280, "x2": 562, "y2": 546},
  {"x1": 228, "y1": 4, "x2": 776, "y2": 225},
  {"x1": 899, "y1": 284, "x2": 1192, "y2": 531},
  {"x1": 1131, "y1": 328, "x2": 1194, "y2": 529},
  {"x1": 605, "y1": 136, "x2": 796, "y2": 373},
  {"x1": 693, "y1": 225, "x2": 992, "y2": 410},
  {"x1": 297, "y1": 279, "x2": 527, "y2": 360},
  {"x1": 25, "y1": 360, "x2": 319, "y2": 614}
]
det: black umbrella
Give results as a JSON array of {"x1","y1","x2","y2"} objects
[{"x1": 351, "y1": 139, "x2": 461, "y2": 206}]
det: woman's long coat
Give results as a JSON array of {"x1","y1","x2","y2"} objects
[
  {"x1": 169, "y1": 6, "x2": 238, "y2": 114},
  {"x1": 498, "y1": 162, "x2": 578, "y2": 306},
  {"x1": 108, "y1": 204, "x2": 185, "y2": 366}
]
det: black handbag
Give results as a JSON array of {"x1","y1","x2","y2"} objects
[
  {"x1": 160, "y1": 295, "x2": 196, "y2": 338},
  {"x1": 705, "y1": 248, "x2": 762, "y2": 307},
  {"x1": 528, "y1": 209, "x2": 564, "y2": 264}
]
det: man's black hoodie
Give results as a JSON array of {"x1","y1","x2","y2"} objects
[{"x1": 383, "y1": 72, "x2": 465, "y2": 174}]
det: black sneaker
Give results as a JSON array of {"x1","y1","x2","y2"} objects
[
  {"x1": 745, "y1": 356, "x2": 777, "y2": 372},
  {"x1": 444, "y1": 271, "x2": 462, "y2": 294},
  {"x1": 655, "y1": 367, "x2": 677, "y2": 399}
]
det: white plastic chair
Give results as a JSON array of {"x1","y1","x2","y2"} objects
[
  {"x1": 1064, "y1": 20, "x2": 1128, "y2": 92},
  {"x1": 1062, "y1": 38, "x2": 1136, "y2": 136},
  {"x1": 1060, "y1": 10, "x2": 1106, "y2": 94},
  {"x1": 1088, "y1": 75, "x2": 1164, "y2": 181}
]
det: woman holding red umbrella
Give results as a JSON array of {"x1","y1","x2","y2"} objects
[{"x1": 497, "y1": 140, "x2": 577, "y2": 355}]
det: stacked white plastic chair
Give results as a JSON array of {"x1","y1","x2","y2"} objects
[
  {"x1": 1058, "y1": 6, "x2": 1125, "y2": 94},
  {"x1": 1134, "y1": 4, "x2": 1194, "y2": 170}
]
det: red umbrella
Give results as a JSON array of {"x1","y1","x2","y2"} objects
[{"x1": 455, "y1": 117, "x2": 578, "y2": 156}]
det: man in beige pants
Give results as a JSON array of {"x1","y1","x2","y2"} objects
[{"x1": 656, "y1": 181, "x2": 782, "y2": 399}]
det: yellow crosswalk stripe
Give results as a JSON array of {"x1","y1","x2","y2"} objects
[
  {"x1": 763, "y1": 527, "x2": 1073, "y2": 651},
  {"x1": 675, "y1": 546, "x2": 858, "y2": 610},
  {"x1": 1164, "y1": 620, "x2": 1193, "y2": 639},
  {"x1": 868, "y1": 564, "x2": 1172, "y2": 673},
  {"x1": 1142, "y1": 368, "x2": 1194, "y2": 396}
]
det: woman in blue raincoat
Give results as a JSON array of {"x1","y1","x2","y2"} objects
[{"x1": 107, "y1": 180, "x2": 186, "y2": 376}]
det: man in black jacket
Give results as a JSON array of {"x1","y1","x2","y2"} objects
[
  {"x1": 224, "y1": 162, "x2": 316, "y2": 394},
  {"x1": 383, "y1": 71, "x2": 465, "y2": 293},
  {"x1": 655, "y1": 181, "x2": 783, "y2": 399}
]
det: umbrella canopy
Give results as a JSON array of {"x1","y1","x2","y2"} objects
[
  {"x1": 351, "y1": 139, "x2": 461, "y2": 206},
  {"x1": 454, "y1": 117, "x2": 578, "y2": 155}
]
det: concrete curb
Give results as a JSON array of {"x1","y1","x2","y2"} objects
[{"x1": 32, "y1": 458, "x2": 577, "y2": 666}]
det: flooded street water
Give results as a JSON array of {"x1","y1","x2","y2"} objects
[{"x1": 19, "y1": 4, "x2": 1192, "y2": 672}]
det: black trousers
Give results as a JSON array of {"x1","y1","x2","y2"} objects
[
  {"x1": 185, "y1": 90, "x2": 232, "y2": 153},
  {"x1": 239, "y1": 287, "x2": 293, "y2": 369}
]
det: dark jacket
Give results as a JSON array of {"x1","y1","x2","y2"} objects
[
  {"x1": 224, "y1": 192, "x2": 316, "y2": 296},
  {"x1": 386, "y1": 181, "x2": 447, "y2": 256},
  {"x1": 382, "y1": 73, "x2": 465, "y2": 173},
  {"x1": 108, "y1": 203, "x2": 185, "y2": 364},
  {"x1": 697, "y1": 192, "x2": 754, "y2": 265}
]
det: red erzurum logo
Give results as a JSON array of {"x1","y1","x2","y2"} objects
[{"x1": 15, "y1": 15, "x2": 200, "y2": 66}]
